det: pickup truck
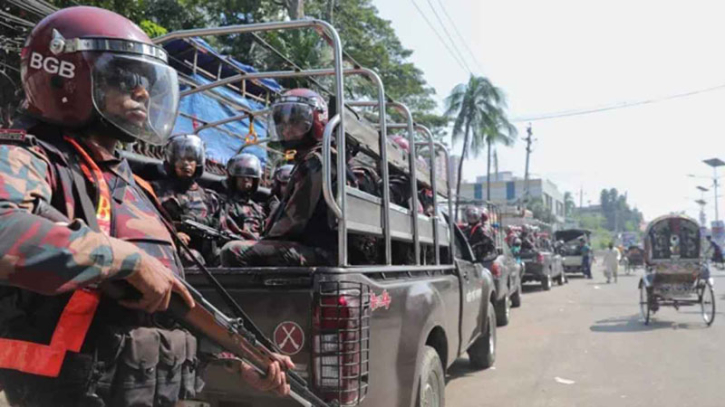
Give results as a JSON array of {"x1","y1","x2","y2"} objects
[
  {"x1": 519, "y1": 247, "x2": 566, "y2": 290},
  {"x1": 479, "y1": 207, "x2": 523, "y2": 327},
  {"x1": 128, "y1": 120, "x2": 497, "y2": 407},
  {"x1": 554, "y1": 229, "x2": 592, "y2": 275},
  {"x1": 189, "y1": 221, "x2": 496, "y2": 407}
]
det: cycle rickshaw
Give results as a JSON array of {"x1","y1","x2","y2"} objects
[
  {"x1": 639, "y1": 215, "x2": 715, "y2": 326},
  {"x1": 625, "y1": 245, "x2": 645, "y2": 275}
]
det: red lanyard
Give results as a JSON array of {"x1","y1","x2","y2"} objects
[{"x1": 64, "y1": 136, "x2": 112, "y2": 235}]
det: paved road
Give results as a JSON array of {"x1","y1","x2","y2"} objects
[
  {"x1": 446, "y1": 261, "x2": 725, "y2": 407},
  {"x1": 1, "y1": 262, "x2": 722, "y2": 407}
]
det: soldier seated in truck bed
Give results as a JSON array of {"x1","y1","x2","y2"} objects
[
  {"x1": 220, "y1": 88, "x2": 348, "y2": 267},
  {"x1": 152, "y1": 134, "x2": 223, "y2": 266}
]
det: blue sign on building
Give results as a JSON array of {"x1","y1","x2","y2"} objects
[
  {"x1": 474, "y1": 184, "x2": 483, "y2": 200},
  {"x1": 506, "y1": 181, "x2": 516, "y2": 200}
]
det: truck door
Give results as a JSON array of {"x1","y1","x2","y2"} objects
[{"x1": 454, "y1": 227, "x2": 486, "y2": 348}]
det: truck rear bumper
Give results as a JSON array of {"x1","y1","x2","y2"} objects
[{"x1": 522, "y1": 263, "x2": 545, "y2": 281}]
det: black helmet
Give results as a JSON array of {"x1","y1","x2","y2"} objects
[
  {"x1": 164, "y1": 134, "x2": 205, "y2": 179},
  {"x1": 227, "y1": 153, "x2": 262, "y2": 194},
  {"x1": 274, "y1": 164, "x2": 294, "y2": 184}
]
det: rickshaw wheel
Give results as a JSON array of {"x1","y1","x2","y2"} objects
[
  {"x1": 639, "y1": 283, "x2": 651, "y2": 325},
  {"x1": 700, "y1": 281, "x2": 716, "y2": 326}
]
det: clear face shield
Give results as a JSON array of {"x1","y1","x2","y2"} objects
[
  {"x1": 267, "y1": 100, "x2": 315, "y2": 144},
  {"x1": 166, "y1": 135, "x2": 205, "y2": 167},
  {"x1": 466, "y1": 209, "x2": 480, "y2": 224},
  {"x1": 90, "y1": 53, "x2": 179, "y2": 145}
]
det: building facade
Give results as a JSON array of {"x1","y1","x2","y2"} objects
[{"x1": 459, "y1": 171, "x2": 566, "y2": 223}]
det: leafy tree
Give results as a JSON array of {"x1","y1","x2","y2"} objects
[
  {"x1": 528, "y1": 197, "x2": 555, "y2": 224},
  {"x1": 564, "y1": 191, "x2": 576, "y2": 217},
  {"x1": 445, "y1": 75, "x2": 511, "y2": 220},
  {"x1": 598, "y1": 188, "x2": 642, "y2": 232}
]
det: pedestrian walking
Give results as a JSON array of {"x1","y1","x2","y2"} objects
[
  {"x1": 579, "y1": 237, "x2": 592, "y2": 279},
  {"x1": 603, "y1": 242, "x2": 620, "y2": 283}
]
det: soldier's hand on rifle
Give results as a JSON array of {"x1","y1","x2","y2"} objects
[
  {"x1": 120, "y1": 252, "x2": 195, "y2": 313},
  {"x1": 178, "y1": 232, "x2": 191, "y2": 245},
  {"x1": 240, "y1": 353, "x2": 295, "y2": 397}
]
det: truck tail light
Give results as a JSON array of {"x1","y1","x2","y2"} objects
[
  {"x1": 313, "y1": 281, "x2": 371, "y2": 406},
  {"x1": 537, "y1": 253, "x2": 545, "y2": 264},
  {"x1": 490, "y1": 262, "x2": 502, "y2": 277}
]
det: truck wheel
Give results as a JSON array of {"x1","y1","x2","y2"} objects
[
  {"x1": 468, "y1": 303, "x2": 496, "y2": 370},
  {"x1": 495, "y1": 295, "x2": 510, "y2": 326},
  {"x1": 416, "y1": 346, "x2": 445, "y2": 407},
  {"x1": 541, "y1": 275, "x2": 552, "y2": 291},
  {"x1": 510, "y1": 285, "x2": 522, "y2": 308}
]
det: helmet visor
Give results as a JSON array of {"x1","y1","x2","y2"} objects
[
  {"x1": 166, "y1": 135, "x2": 205, "y2": 166},
  {"x1": 268, "y1": 102, "x2": 314, "y2": 142},
  {"x1": 90, "y1": 53, "x2": 179, "y2": 145}
]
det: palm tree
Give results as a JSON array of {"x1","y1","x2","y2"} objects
[
  {"x1": 484, "y1": 118, "x2": 517, "y2": 200},
  {"x1": 445, "y1": 75, "x2": 512, "y2": 220}
]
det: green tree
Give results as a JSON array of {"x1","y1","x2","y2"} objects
[
  {"x1": 445, "y1": 75, "x2": 510, "y2": 220},
  {"x1": 528, "y1": 197, "x2": 555, "y2": 224},
  {"x1": 564, "y1": 191, "x2": 576, "y2": 217}
]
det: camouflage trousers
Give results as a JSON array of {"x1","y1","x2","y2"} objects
[{"x1": 220, "y1": 240, "x2": 334, "y2": 267}]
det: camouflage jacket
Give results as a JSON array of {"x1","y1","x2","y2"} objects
[
  {"x1": 463, "y1": 222, "x2": 495, "y2": 262},
  {"x1": 0, "y1": 132, "x2": 182, "y2": 295},
  {"x1": 222, "y1": 193, "x2": 266, "y2": 240},
  {"x1": 266, "y1": 147, "x2": 346, "y2": 250},
  {"x1": 152, "y1": 179, "x2": 221, "y2": 229}
]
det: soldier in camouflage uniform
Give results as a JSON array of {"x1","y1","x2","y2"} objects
[
  {"x1": 220, "y1": 153, "x2": 266, "y2": 240},
  {"x1": 152, "y1": 134, "x2": 223, "y2": 265},
  {"x1": 463, "y1": 207, "x2": 495, "y2": 262},
  {"x1": 221, "y1": 89, "x2": 344, "y2": 267},
  {"x1": 0, "y1": 7, "x2": 291, "y2": 406},
  {"x1": 265, "y1": 163, "x2": 293, "y2": 218}
]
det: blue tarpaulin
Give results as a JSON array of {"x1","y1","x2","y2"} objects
[
  {"x1": 165, "y1": 38, "x2": 283, "y2": 166},
  {"x1": 173, "y1": 74, "x2": 269, "y2": 165}
]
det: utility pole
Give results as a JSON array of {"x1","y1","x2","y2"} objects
[
  {"x1": 579, "y1": 186, "x2": 583, "y2": 208},
  {"x1": 703, "y1": 158, "x2": 725, "y2": 222},
  {"x1": 523, "y1": 123, "x2": 533, "y2": 209}
]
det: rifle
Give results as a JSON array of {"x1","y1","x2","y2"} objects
[
  {"x1": 182, "y1": 218, "x2": 257, "y2": 242},
  {"x1": 33, "y1": 199, "x2": 334, "y2": 407}
]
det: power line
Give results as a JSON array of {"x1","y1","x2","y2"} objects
[
  {"x1": 409, "y1": 0, "x2": 468, "y2": 74},
  {"x1": 423, "y1": 0, "x2": 471, "y2": 74},
  {"x1": 512, "y1": 83, "x2": 725, "y2": 122},
  {"x1": 433, "y1": 0, "x2": 485, "y2": 74}
]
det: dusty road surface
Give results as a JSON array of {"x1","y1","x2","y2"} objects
[
  {"x1": 1, "y1": 262, "x2": 722, "y2": 407},
  {"x1": 445, "y1": 262, "x2": 725, "y2": 407}
]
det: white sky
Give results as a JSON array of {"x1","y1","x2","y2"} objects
[{"x1": 372, "y1": 0, "x2": 725, "y2": 222}]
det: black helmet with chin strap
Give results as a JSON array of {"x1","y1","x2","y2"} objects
[{"x1": 164, "y1": 134, "x2": 205, "y2": 179}]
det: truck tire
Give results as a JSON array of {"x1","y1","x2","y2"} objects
[
  {"x1": 495, "y1": 294, "x2": 510, "y2": 326},
  {"x1": 416, "y1": 346, "x2": 445, "y2": 407},
  {"x1": 510, "y1": 285, "x2": 522, "y2": 308},
  {"x1": 468, "y1": 303, "x2": 497, "y2": 370},
  {"x1": 541, "y1": 275, "x2": 552, "y2": 291}
]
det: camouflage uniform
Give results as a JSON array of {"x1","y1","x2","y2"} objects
[
  {"x1": 222, "y1": 193, "x2": 266, "y2": 241},
  {"x1": 464, "y1": 221, "x2": 496, "y2": 262},
  {"x1": 152, "y1": 178, "x2": 222, "y2": 265},
  {"x1": 0, "y1": 132, "x2": 199, "y2": 406},
  {"x1": 220, "y1": 148, "x2": 340, "y2": 267},
  {"x1": 264, "y1": 195, "x2": 281, "y2": 219}
]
